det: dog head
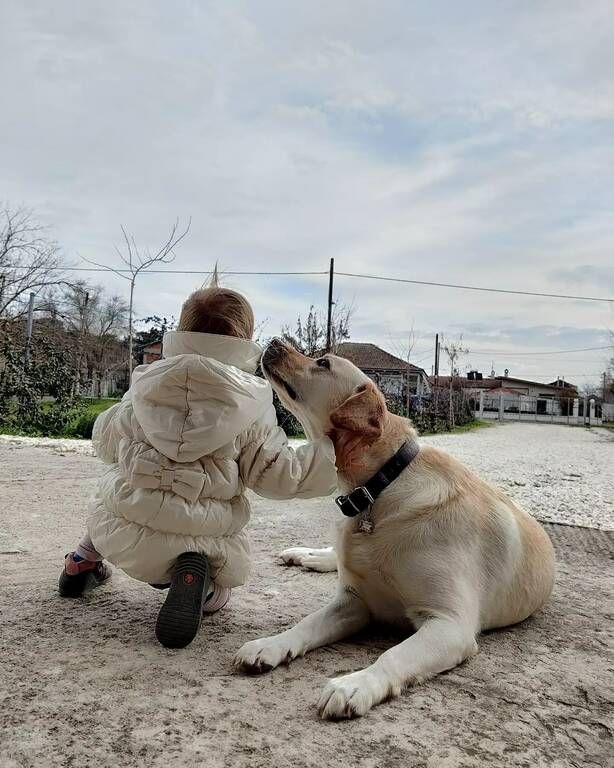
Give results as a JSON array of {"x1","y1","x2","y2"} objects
[{"x1": 262, "y1": 339, "x2": 389, "y2": 468}]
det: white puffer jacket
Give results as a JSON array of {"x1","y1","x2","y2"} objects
[{"x1": 87, "y1": 331, "x2": 337, "y2": 587}]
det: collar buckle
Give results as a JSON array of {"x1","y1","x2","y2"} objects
[{"x1": 335, "y1": 486, "x2": 375, "y2": 517}]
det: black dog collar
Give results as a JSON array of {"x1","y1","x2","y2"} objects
[{"x1": 335, "y1": 439, "x2": 420, "y2": 518}]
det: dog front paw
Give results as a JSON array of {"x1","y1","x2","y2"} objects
[
  {"x1": 233, "y1": 638, "x2": 295, "y2": 674},
  {"x1": 279, "y1": 546, "x2": 313, "y2": 567},
  {"x1": 317, "y1": 671, "x2": 382, "y2": 720},
  {"x1": 301, "y1": 551, "x2": 337, "y2": 572},
  {"x1": 279, "y1": 547, "x2": 337, "y2": 572}
]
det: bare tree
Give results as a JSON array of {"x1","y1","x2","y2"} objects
[
  {"x1": 390, "y1": 322, "x2": 417, "y2": 365},
  {"x1": 36, "y1": 280, "x2": 129, "y2": 392},
  {"x1": 57, "y1": 280, "x2": 127, "y2": 337},
  {"x1": 443, "y1": 335, "x2": 469, "y2": 428},
  {"x1": 282, "y1": 303, "x2": 352, "y2": 356},
  {"x1": 80, "y1": 219, "x2": 191, "y2": 379},
  {"x1": 390, "y1": 322, "x2": 417, "y2": 414},
  {"x1": 0, "y1": 206, "x2": 64, "y2": 319}
]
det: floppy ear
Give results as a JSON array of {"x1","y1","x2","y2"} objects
[{"x1": 329, "y1": 382, "x2": 387, "y2": 440}]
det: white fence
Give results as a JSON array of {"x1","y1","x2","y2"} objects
[{"x1": 474, "y1": 393, "x2": 603, "y2": 426}]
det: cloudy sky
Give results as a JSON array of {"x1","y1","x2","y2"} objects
[{"x1": 2, "y1": 1, "x2": 614, "y2": 385}]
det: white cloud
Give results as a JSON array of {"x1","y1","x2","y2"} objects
[{"x1": 1, "y1": 0, "x2": 613, "y2": 383}]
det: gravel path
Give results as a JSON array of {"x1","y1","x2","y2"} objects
[
  {"x1": 419, "y1": 423, "x2": 614, "y2": 531},
  {"x1": 1, "y1": 423, "x2": 613, "y2": 768}
]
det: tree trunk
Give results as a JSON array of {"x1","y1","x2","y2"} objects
[{"x1": 128, "y1": 279, "x2": 135, "y2": 382}]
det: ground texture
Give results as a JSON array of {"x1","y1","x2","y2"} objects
[{"x1": 1, "y1": 423, "x2": 612, "y2": 768}]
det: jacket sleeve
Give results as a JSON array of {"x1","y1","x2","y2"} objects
[
  {"x1": 91, "y1": 401, "x2": 124, "y2": 464},
  {"x1": 239, "y1": 412, "x2": 337, "y2": 500}
]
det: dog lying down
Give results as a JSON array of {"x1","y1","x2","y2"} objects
[{"x1": 234, "y1": 340, "x2": 555, "y2": 720}]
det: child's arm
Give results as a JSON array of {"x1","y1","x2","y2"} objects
[
  {"x1": 239, "y1": 420, "x2": 337, "y2": 500},
  {"x1": 91, "y1": 398, "x2": 127, "y2": 464}
]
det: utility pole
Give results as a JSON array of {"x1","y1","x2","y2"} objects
[
  {"x1": 75, "y1": 290, "x2": 90, "y2": 396},
  {"x1": 326, "y1": 257, "x2": 335, "y2": 352},
  {"x1": 604, "y1": 371, "x2": 608, "y2": 401},
  {"x1": 24, "y1": 292, "x2": 35, "y2": 367},
  {"x1": 432, "y1": 333, "x2": 440, "y2": 430}
]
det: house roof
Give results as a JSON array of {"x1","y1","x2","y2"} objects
[
  {"x1": 500, "y1": 375, "x2": 575, "y2": 391},
  {"x1": 334, "y1": 342, "x2": 427, "y2": 375},
  {"x1": 548, "y1": 379, "x2": 578, "y2": 390},
  {"x1": 429, "y1": 374, "x2": 576, "y2": 392},
  {"x1": 430, "y1": 376, "x2": 501, "y2": 389}
]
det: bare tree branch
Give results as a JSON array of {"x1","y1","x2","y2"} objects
[
  {"x1": 0, "y1": 206, "x2": 65, "y2": 318},
  {"x1": 77, "y1": 218, "x2": 191, "y2": 379}
]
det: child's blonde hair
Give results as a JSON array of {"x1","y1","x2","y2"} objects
[{"x1": 177, "y1": 269, "x2": 254, "y2": 339}]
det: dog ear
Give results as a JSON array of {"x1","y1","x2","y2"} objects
[{"x1": 329, "y1": 382, "x2": 387, "y2": 440}]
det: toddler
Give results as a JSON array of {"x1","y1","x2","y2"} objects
[{"x1": 59, "y1": 279, "x2": 337, "y2": 648}]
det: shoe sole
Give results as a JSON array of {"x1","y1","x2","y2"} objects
[{"x1": 155, "y1": 553, "x2": 210, "y2": 649}]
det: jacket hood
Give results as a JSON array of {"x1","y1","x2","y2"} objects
[
  {"x1": 130, "y1": 336, "x2": 271, "y2": 462},
  {"x1": 162, "y1": 331, "x2": 262, "y2": 373}
]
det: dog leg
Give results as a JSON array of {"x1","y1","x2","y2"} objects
[
  {"x1": 234, "y1": 587, "x2": 369, "y2": 673},
  {"x1": 279, "y1": 546, "x2": 338, "y2": 572},
  {"x1": 318, "y1": 616, "x2": 478, "y2": 720}
]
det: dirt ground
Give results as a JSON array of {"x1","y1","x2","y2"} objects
[{"x1": 1, "y1": 425, "x2": 613, "y2": 768}]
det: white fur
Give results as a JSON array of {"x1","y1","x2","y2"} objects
[{"x1": 279, "y1": 546, "x2": 337, "y2": 572}]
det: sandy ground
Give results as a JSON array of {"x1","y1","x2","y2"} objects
[{"x1": 1, "y1": 423, "x2": 613, "y2": 768}]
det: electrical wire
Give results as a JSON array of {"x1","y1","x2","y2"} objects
[
  {"x1": 465, "y1": 345, "x2": 614, "y2": 356},
  {"x1": 336, "y1": 271, "x2": 614, "y2": 303},
  {"x1": 5, "y1": 264, "x2": 613, "y2": 302},
  {"x1": 6, "y1": 266, "x2": 327, "y2": 276}
]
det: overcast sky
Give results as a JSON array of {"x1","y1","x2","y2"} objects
[{"x1": 2, "y1": 1, "x2": 614, "y2": 384}]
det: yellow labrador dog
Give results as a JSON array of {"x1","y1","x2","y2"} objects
[{"x1": 234, "y1": 340, "x2": 555, "y2": 719}]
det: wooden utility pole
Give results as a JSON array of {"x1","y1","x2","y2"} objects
[
  {"x1": 326, "y1": 258, "x2": 335, "y2": 352},
  {"x1": 431, "y1": 333, "x2": 440, "y2": 430}
]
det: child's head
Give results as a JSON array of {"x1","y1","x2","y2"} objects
[{"x1": 178, "y1": 271, "x2": 254, "y2": 340}]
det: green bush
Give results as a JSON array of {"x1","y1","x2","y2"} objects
[
  {"x1": 272, "y1": 392, "x2": 304, "y2": 438},
  {"x1": 0, "y1": 332, "x2": 80, "y2": 436},
  {"x1": 63, "y1": 399, "x2": 120, "y2": 438}
]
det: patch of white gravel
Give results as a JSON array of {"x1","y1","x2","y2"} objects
[
  {"x1": 2, "y1": 422, "x2": 612, "y2": 530},
  {"x1": 419, "y1": 422, "x2": 614, "y2": 531},
  {"x1": 0, "y1": 434, "x2": 95, "y2": 455}
]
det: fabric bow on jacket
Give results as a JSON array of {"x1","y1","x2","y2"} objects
[{"x1": 127, "y1": 456, "x2": 205, "y2": 503}]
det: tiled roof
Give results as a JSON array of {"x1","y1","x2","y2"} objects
[
  {"x1": 334, "y1": 342, "x2": 426, "y2": 374},
  {"x1": 430, "y1": 376, "x2": 500, "y2": 389},
  {"x1": 429, "y1": 375, "x2": 576, "y2": 392}
]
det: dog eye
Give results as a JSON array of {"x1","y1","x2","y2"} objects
[{"x1": 315, "y1": 358, "x2": 330, "y2": 370}]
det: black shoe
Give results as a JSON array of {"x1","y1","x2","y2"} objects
[
  {"x1": 155, "y1": 552, "x2": 210, "y2": 649},
  {"x1": 58, "y1": 553, "x2": 112, "y2": 598}
]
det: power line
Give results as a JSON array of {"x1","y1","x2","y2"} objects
[
  {"x1": 6, "y1": 264, "x2": 614, "y2": 302},
  {"x1": 491, "y1": 373, "x2": 605, "y2": 378},
  {"x1": 398, "y1": 344, "x2": 612, "y2": 365},
  {"x1": 466, "y1": 344, "x2": 614, "y2": 356},
  {"x1": 336, "y1": 271, "x2": 614, "y2": 303},
  {"x1": 6, "y1": 266, "x2": 328, "y2": 276}
]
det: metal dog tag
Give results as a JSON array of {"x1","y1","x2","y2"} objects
[{"x1": 358, "y1": 518, "x2": 374, "y2": 534}]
